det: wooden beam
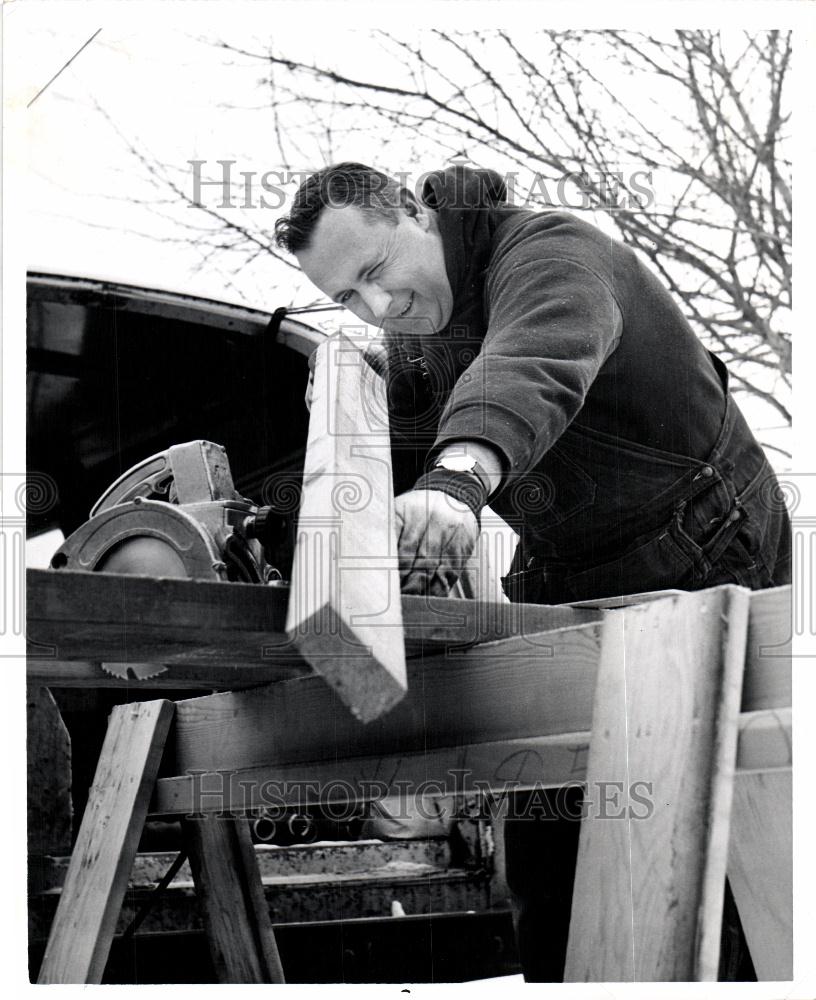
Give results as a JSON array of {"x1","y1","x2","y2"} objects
[
  {"x1": 25, "y1": 572, "x2": 785, "y2": 677},
  {"x1": 38, "y1": 700, "x2": 174, "y2": 984},
  {"x1": 26, "y1": 568, "x2": 600, "y2": 670},
  {"x1": 284, "y1": 335, "x2": 406, "y2": 722},
  {"x1": 166, "y1": 622, "x2": 602, "y2": 774},
  {"x1": 564, "y1": 585, "x2": 750, "y2": 982},
  {"x1": 26, "y1": 569, "x2": 297, "y2": 669},
  {"x1": 402, "y1": 592, "x2": 602, "y2": 648},
  {"x1": 151, "y1": 708, "x2": 788, "y2": 818},
  {"x1": 182, "y1": 816, "x2": 285, "y2": 983},
  {"x1": 26, "y1": 659, "x2": 306, "y2": 690}
]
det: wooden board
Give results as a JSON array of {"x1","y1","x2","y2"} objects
[
  {"x1": 167, "y1": 622, "x2": 602, "y2": 774},
  {"x1": 564, "y1": 585, "x2": 751, "y2": 982},
  {"x1": 26, "y1": 568, "x2": 600, "y2": 671},
  {"x1": 284, "y1": 335, "x2": 406, "y2": 722},
  {"x1": 37, "y1": 699, "x2": 174, "y2": 984},
  {"x1": 26, "y1": 659, "x2": 306, "y2": 690},
  {"x1": 727, "y1": 769, "x2": 792, "y2": 980},
  {"x1": 182, "y1": 816, "x2": 285, "y2": 983},
  {"x1": 26, "y1": 569, "x2": 297, "y2": 669},
  {"x1": 729, "y1": 585, "x2": 793, "y2": 980},
  {"x1": 151, "y1": 708, "x2": 787, "y2": 818},
  {"x1": 25, "y1": 573, "x2": 784, "y2": 677}
]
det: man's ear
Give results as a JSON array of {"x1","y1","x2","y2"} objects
[{"x1": 403, "y1": 194, "x2": 430, "y2": 230}]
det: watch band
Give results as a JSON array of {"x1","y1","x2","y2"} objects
[
  {"x1": 412, "y1": 470, "x2": 487, "y2": 521},
  {"x1": 432, "y1": 458, "x2": 492, "y2": 497},
  {"x1": 413, "y1": 459, "x2": 491, "y2": 522}
]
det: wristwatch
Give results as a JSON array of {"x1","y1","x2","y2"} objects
[{"x1": 433, "y1": 454, "x2": 492, "y2": 497}]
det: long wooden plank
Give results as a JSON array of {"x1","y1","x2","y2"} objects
[
  {"x1": 38, "y1": 699, "x2": 174, "y2": 984},
  {"x1": 151, "y1": 709, "x2": 788, "y2": 818},
  {"x1": 26, "y1": 659, "x2": 307, "y2": 690},
  {"x1": 182, "y1": 816, "x2": 285, "y2": 983},
  {"x1": 26, "y1": 568, "x2": 599, "y2": 667},
  {"x1": 564, "y1": 585, "x2": 750, "y2": 982},
  {"x1": 730, "y1": 582, "x2": 792, "y2": 981},
  {"x1": 284, "y1": 334, "x2": 407, "y2": 721},
  {"x1": 403, "y1": 592, "x2": 602, "y2": 646},
  {"x1": 167, "y1": 623, "x2": 602, "y2": 774},
  {"x1": 26, "y1": 569, "x2": 298, "y2": 669},
  {"x1": 727, "y1": 769, "x2": 792, "y2": 980},
  {"x1": 25, "y1": 571, "x2": 783, "y2": 672}
]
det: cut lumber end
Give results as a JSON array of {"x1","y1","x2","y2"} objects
[{"x1": 288, "y1": 604, "x2": 407, "y2": 723}]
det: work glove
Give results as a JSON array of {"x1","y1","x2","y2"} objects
[{"x1": 395, "y1": 489, "x2": 481, "y2": 597}]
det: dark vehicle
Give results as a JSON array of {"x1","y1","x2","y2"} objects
[{"x1": 27, "y1": 272, "x2": 320, "y2": 553}]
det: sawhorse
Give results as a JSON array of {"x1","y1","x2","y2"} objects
[
  {"x1": 36, "y1": 696, "x2": 284, "y2": 984},
  {"x1": 35, "y1": 583, "x2": 792, "y2": 984}
]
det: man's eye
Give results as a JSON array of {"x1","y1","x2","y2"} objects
[
  {"x1": 368, "y1": 261, "x2": 385, "y2": 278},
  {"x1": 339, "y1": 291, "x2": 353, "y2": 304}
]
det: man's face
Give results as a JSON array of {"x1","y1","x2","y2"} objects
[{"x1": 295, "y1": 202, "x2": 454, "y2": 336}]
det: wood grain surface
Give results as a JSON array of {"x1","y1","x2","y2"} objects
[
  {"x1": 284, "y1": 335, "x2": 407, "y2": 721},
  {"x1": 26, "y1": 568, "x2": 600, "y2": 673},
  {"x1": 728, "y1": 769, "x2": 792, "y2": 979},
  {"x1": 37, "y1": 699, "x2": 174, "y2": 983},
  {"x1": 151, "y1": 708, "x2": 787, "y2": 819},
  {"x1": 564, "y1": 586, "x2": 751, "y2": 982},
  {"x1": 182, "y1": 816, "x2": 285, "y2": 983}
]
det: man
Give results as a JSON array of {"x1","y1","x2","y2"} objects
[{"x1": 275, "y1": 162, "x2": 790, "y2": 979}]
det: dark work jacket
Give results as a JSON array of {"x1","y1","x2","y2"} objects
[{"x1": 385, "y1": 166, "x2": 790, "y2": 602}]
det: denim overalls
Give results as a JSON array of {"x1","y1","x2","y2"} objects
[{"x1": 500, "y1": 368, "x2": 791, "y2": 604}]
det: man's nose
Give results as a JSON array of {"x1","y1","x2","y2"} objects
[{"x1": 359, "y1": 284, "x2": 392, "y2": 323}]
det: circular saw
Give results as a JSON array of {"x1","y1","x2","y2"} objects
[{"x1": 50, "y1": 440, "x2": 288, "y2": 680}]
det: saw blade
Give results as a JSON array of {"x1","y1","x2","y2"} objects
[{"x1": 101, "y1": 661, "x2": 169, "y2": 680}]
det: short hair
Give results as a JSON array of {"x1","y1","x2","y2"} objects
[{"x1": 274, "y1": 162, "x2": 411, "y2": 255}]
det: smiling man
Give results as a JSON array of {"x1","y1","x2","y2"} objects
[
  {"x1": 295, "y1": 192, "x2": 454, "y2": 334},
  {"x1": 274, "y1": 161, "x2": 789, "y2": 981},
  {"x1": 283, "y1": 165, "x2": 506, "y2": 598},
  {"x1": 276, "y1": 162, "x2": 789, "y2": 607}
]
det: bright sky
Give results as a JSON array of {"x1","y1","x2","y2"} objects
[
  {"x1": 8, "y1": 4, "x2": 796, "y2": 459},
  {"x1": 9, "y1": 16, "x2": 709, "y2": 296}
]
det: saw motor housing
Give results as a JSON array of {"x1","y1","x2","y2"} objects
[
  {"x1": 50, "y1": 440, "x2": 288, "y2": 678},
  {"x1": 52, "y1": 440, "x2": 286, "y2": 583}
]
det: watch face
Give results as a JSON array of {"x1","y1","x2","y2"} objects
[{"x1": 436, "y1": 456, "x2": 477, "y2": 473}]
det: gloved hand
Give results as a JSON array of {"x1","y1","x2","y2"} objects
[{"x1": 395, "y1": 489, "x2": 480, "y2": 596}]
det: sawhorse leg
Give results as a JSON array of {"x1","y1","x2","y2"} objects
[
  {"x1": 182, "y1": 815, "x2": 285, "y2": 983},
  {"x1": 564, "y1": 587, "x2": 750, "y2": 981},
  {"x1": 38, "y1": 700, "x2": 175, "y2": 983},
  {"x1": 37, "y1": 698, "x2": 286, "y2": 984}
]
